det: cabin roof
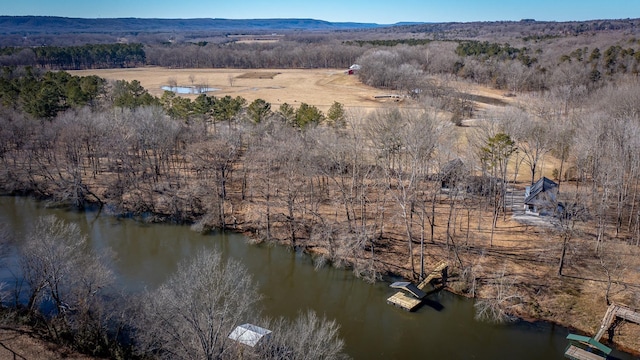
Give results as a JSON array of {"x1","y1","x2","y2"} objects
[
  {"x1": 524, "y1": 177, "x2": 558, "y2": 204},
  {"x1": 439, "y1": 159, "x2": 465, "y2": 178}
]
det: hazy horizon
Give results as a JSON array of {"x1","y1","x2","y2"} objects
[{"x1": 2, "y1": 0, "x2": 639, "y2": 24}]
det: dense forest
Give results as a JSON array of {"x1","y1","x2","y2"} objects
[{"x1": 0, "y1": 17, "x2": 640, "y2": 358}]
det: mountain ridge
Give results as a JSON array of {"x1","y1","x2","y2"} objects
[{"x1": 0, "y1": 16, "x2": 396, "y2": 33}]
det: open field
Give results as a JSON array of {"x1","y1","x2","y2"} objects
[
  {"x1": 69, "y1": 67, "x2": 515, "y2": 113},
  {"x1": 70, "y1": 67, "x2": 407, "y2": 112}
]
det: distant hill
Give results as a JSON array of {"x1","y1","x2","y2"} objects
[{"x1": 0, "y1": 16, "x2": 389, "y2": 34}]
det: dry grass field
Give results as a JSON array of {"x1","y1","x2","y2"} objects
[
  {"x1": 70, "y1": 67, "x2": 516, "y2": 114},
  {"x1": 69, "y1": 67, "x2": 416, "y2": 112}
]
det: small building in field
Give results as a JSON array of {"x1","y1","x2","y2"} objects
[
  {"x1": 524, "y1": 177, "x2": 558, "y2": 216},
  {"x1": 228, "y1": 323, "x2": 272, "y2": 347},
  {"x1": 347, "y1": 64, "x2": 361, "y2": 75}
]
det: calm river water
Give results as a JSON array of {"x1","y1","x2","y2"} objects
[{"x1": 0, "y1": 196, "x2": 635, "y2": 359}]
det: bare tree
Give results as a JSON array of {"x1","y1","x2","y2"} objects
[
  {"x1": 479, "y1": 132, "x2": 516, "y2": 247},
  {"x1": 188, "y1": 127, "x2": 243, "y2": 229},
  {"x1": 474, "y1": 267, "x2": 522, "y2": 323},
  {"x1": 167, "y1": 77, "x2": 177, "y2": 89},
  {"x1": 510, "y1": 108, "x2": 552, "y2": 185},
  {"x1": 598, "y1": 244, "x2": 627, "y2": 306},
  {"x1": 554, "y1": 194, "x2": 589, "y2": 276},
  {"x1": 259, "y1": 311, "x2": 348, "y2": 360},
  {"x1": 365, "y1": 108, "x2": 444, "y2": 277},
  {"x1": 20, "y1": 215, "x2": 114, "y2": 343},
  {"x1": 136, "y1": 250, "x2": 259, "y2": 360}
]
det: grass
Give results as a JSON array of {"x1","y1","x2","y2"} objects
[
  {"x1": 236, "y1": 71, "x2": 281, "y2": 79},
  {"x1": 70, "y1": 67, "x2": 516, "y2": 113}
]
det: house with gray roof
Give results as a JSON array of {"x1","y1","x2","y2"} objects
[{"x1": 524, "y1": 177, "x2": 558, "y2": 216}]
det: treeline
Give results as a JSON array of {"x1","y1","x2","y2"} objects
[
  {"x1": 455, "y1": 40, "x2": 537, "y2": 67},
  {"x1": 393, "y1": 18, "x2": 640, "y2": 39},
  {"x1": 344, "y1": 39, "x2": 433, "y2": 47},
  {"x1": 0, "y1": 67, "x2": 104, "y2": 118},
  {"x1": 559, "y1": 44, "x2": 640, "y2": 76},
  {"x1": 0, "y1": 43, "x2": 146, "y2": 69},
  {"x1": 2, "y1": 35, "x2": 639, "y2": 98},
  {"x1": 356, "y1": 39, "x2": 640, "y2": 94},
  {"x1": 0, "y1": 40, "x2": 364, "y2": 70},
  {"x1": 0, "y1": 217, "x2": 347, "y2": 359},
  {"x1": 158, "y1": 90, "x2": 342, "y2": 129},
  {"x1": 0, "y1": 66, "x2": 344, "y2": 127},
  {"x1": 144, "y1": 41, "x2": 364, "y2": 69}
]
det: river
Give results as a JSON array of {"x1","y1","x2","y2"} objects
[{"x1": 0, "y1": 196, "x2": 634, "y2": 359}]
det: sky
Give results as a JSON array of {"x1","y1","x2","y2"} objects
[{"x1": 2, "y1": 0, "x2": 639, "y2": 24}]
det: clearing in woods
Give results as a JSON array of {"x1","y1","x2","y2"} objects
[{"x1": 69, "y1": 67, "x2": 513, "y2": 113}]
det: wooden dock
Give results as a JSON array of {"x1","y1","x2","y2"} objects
[
  {"x1": 417, "y1": 261, "x2": 449, "y2": 289},
  {"x1": 564, "y1": 345, "x2": 606, "y2": 360},
  {"x1": 593, "y1": 303, "x2": 640, "y2": 341},
  {"x1": 562, "y1": 303, "x2": 640, "y2": 360},
  {"x1": 564, "y1": 334, "x2": 611, "y2": 360},
  {"x1": 386, "y1": 261, "x2": 448, "y2": 311},
  {"x1": 386, "y1": 291, "x2": 423, "y2": 311}
]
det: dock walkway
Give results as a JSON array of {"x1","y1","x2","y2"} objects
[
  {"x1": 386, "y1": 261, "x2": 448, "y2": 311},
  {"x1": 593, "y1": 303, "x2": 640, "y2": 341}
]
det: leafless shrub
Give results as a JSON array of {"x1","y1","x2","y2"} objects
[
  {"x1": 474, "y1": 267, "x2": 522, "y2": 323},
  {"x1": 259, "y1": 311, "x2": 349, "y2": 360},
  {"x1": 19, "y1": 215, "x2": 115, "y2": 349}
]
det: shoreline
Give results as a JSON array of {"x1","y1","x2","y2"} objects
[{"x1": 2, "y1": 193, "x2": 640, "y2": 357}]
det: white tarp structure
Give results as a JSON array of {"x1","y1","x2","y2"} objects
[{"x1": 228, "y1": 323, "x2": 272, "y2": 347}]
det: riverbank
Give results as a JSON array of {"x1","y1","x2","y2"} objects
[
  {"x1": 0, "y1": 107, "x2": 638, "y2": 356},
  {"x1": 0, "y1": 324, "x2": 94, "y2": 360},
  {"x1": 233, "y1": 203, "x2": 640, "y2": 357},
  {"x1": 4, "y1": 195, "x2": 638, "y2": 359},
  {"x1": 14, "y1": 191, "x2": 640, "y2": 356},
  {"x1": 175, "y1": 193, "x2": 640, "y2": 356}
]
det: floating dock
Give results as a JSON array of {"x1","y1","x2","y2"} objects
[
  {"x1": 564, "y1": 333, "x2": 611, "y2": 360},
  {"x1": 564, "y1": 344, "x2": 607, "y2": 360},
  {"x1": 386, "y1": 261, "x2": 448, "y2": 311}
]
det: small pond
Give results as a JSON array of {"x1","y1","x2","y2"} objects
[{"x1": 161, "y1": 85, "x2": 220, "y2": 94}]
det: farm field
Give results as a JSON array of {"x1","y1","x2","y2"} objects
[
  {"x1": 70, "y1": 67, "x2": 399, "y2": 112},
  {"x1": 69, "y1": 67, "x2": 513, "y2": 113}
]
